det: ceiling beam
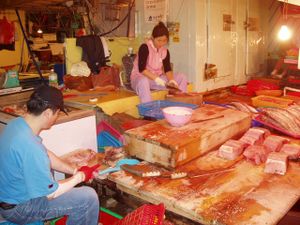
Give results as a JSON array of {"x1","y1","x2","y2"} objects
[{"x1": 0, "y1": 0, "x2": 69, "y2": 10}]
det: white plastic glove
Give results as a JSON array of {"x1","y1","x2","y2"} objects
[
  {"x1": 168, "y1": 79, "x2": 179, "y2": 88},
  {"x1": 154, "y1": 77, "x2": 166, "y2": 87}
]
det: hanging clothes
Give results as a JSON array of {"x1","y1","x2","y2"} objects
[
  {"x1": 0, "y1": 16, "x2": 15, "y2": 51},
  {"x1": 100, "y1": 36, "x2": 110, "y2": 58},
  {"x1": 76, "y1": 35, "x2": 107, "y2": 74}
]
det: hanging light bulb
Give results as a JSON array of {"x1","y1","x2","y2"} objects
[
  {"x1": 278, "y1": 0, "x2": 292, "y2": 41},
  {"x1": 278, "y1": 25, "x2": 292, "y2": 41},
  {"x1": 37, "y1": 28, "x2": 43, "y2": 34}
]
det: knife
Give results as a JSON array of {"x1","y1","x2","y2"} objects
[
  {"x1": 166, "y1": 83, "x2": 181, "y2": 92},
  {"x1": 191, "y1": 115, "x2": 224, "y2": 123},
  {"x1": 121, "y1": 164, "x2": 187, "y2": 179},
  {"x1": 188, "y1": 168, "x2": 235, "y2": 178},
  {"x1": 121, "y1": 164, "x2": 161, "y2": 177}
]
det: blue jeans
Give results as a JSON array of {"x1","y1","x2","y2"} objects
[
  {"x1": 0, "y1": 222, "x2": 42, "y2": 225},
  {"x1": 0, "y1": 186, "x2": 99, "y2": 225}
]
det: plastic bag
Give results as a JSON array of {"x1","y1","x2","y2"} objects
[
  {"x1": 231, "y1": 85, "x2": 255, "y2": 96},
  {"x1": 70, "y1": 61, "x2": 91, "y2": 77},
  {"x1": 91, "y1": 65, "x2": 120, "y2": 88},
  {"x1": 63, "y1": 74, "x2": 93, "y2": 91},
  {"x1": 0, "y1": 16, "x2": 15, "y2": 45},
  {"x1": 0, "y1": 16, "x2": 15, "y2": 51}
]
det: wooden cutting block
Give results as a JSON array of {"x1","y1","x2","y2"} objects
[
  {"x1": 165, "y1": 92, "x2": 203, "y2": 106},
  {"x1": 125, "y1": 104, "x2": 251, "y2": 168}
]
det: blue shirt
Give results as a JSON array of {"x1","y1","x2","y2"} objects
[{"x1": 0, "y1": 117, "x2": 58, "y2": 204}]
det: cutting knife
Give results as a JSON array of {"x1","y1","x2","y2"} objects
[
  {"x1": 121, "y1": 164, "x2": 187, "y2": 179},
  {"x1": 191, "y1": 115, "x2": 224, "y2": 123},
  {"x1": 188, "y1": 168, "x2": 235, "y2": 178},
  {"x1": 166, "y1": 83, "x2": 181, "y2": 92}
]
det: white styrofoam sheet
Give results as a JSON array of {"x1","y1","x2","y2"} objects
[{"x1": 40, "y1": 115, "x2": 97, "y2": 156}]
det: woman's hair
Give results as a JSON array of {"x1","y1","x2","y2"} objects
[
  {"x1": 27, "y1": 91, "x2": 59, "y2": 116},
  {"x1": 152, "y1": 22, "x2": 169, "y2": 39}
]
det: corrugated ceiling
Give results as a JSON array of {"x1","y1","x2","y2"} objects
[{"x1": 0, "y1": 0, "x2": 69, "y2": 10}]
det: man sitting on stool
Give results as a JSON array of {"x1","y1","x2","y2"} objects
[{"x1": 0, "y1": 85, "x2": 100, "y2": 225}]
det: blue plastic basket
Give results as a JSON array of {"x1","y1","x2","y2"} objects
[
  {"x1": 137, "y1": 100, "x2": 198, "y2": 120},
  {"x1": 97, "y1": 131, "x2": 122, "y2": 152}
]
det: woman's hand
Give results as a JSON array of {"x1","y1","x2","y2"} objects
[
  {"x1": 154, "y1": 77, "x2": 166, "y2": 86},
  {"x1": 167, "y1": 79, "x2": 179, "y2": 88}
]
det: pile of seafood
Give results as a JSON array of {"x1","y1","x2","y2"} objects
[{"x1": 259, "y1": 104, "x2": 300, "y2": 135}]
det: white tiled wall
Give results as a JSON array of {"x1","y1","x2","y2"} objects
[{"x1": 136, "y1": 0, "x2": 270, "y2": 91}]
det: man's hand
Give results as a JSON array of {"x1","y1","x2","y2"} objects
[
  {"x1": 78, "y1": 164, "x2": 100, "y2": 182},
  {"x1": 167, "y1": 79, "x2": 179, "y2": 88},
  {"x1": 154, "y1": 77, "x2": 166, "y2": 87}
]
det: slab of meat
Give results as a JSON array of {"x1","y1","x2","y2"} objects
[
  {"x1": 1, "y1": 104, "x2": 27, "y2": 116},
  {"x1": 251, "y1": 127, "x2": 271, "y2": 138},
  {"x1": 239, "y1": 128, "x2": 266, "y2": 145},
  {"x1": 263, "y1": 135, "x2": 289, "y2": 152},
  {"x1": 281, "y1": 144, "x2": 300, "y2": 159},
  {"x1": 218, "y1": 139, "x2": 247, "y2": 160},
  {"x1": 63, "y1": 149, "x2": 96, "y2": 167},
  {"x1": 103, "y1": 146, "x2": 126, "y2": 167},
  {"x1": 264, "y1": 152, "x2": 288, "y2": 175},
  {"x1": 243, "y1": 145, "x2": 269, "y2": 165}
]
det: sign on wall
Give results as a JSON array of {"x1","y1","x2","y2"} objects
[
  {"x1": 167, "y1": 22, "x2": 180, "y2": 42},
  {"x1": 144, "y1": 0, "x2": 168, "y2": 23}
]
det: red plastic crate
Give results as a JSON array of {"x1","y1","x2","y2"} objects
[
  {"x1": 100, "y1": 210, "x2": 121, "y2": 224},
  {"x1": 51, "y1": 208, "x2": 122, "y2": 225},
  {"x1": 114, "y1": 203, "x2": 165, "y2": 225}
]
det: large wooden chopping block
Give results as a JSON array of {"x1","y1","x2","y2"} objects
[
  {"x1": 125, "y1": 104, "x2": 251, "y2": 168},
  {"x1": 165, "y1": 92, "x2": 203, "y2": 106}
]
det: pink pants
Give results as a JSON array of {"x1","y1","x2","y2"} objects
[{"x1": 131, "y1": 73, "x2": 187, "y2": 103}]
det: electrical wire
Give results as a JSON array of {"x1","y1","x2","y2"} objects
[
  {"x1": 98, "y1": 9, "x2": 120, "y2": 37},
  {"x1": 175, "y1": 0, "x2": 185, "y2": 22},
  {"x1": 91, "y1": 2, "x2": 127, "y2": 37},
  {"x1": 99, "y1": 0, "x2": 135, "y2": 37}
]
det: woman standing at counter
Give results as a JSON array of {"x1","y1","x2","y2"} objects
[{"x1": 131, "y1": 22, "x2": 187, "y2": 103}]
